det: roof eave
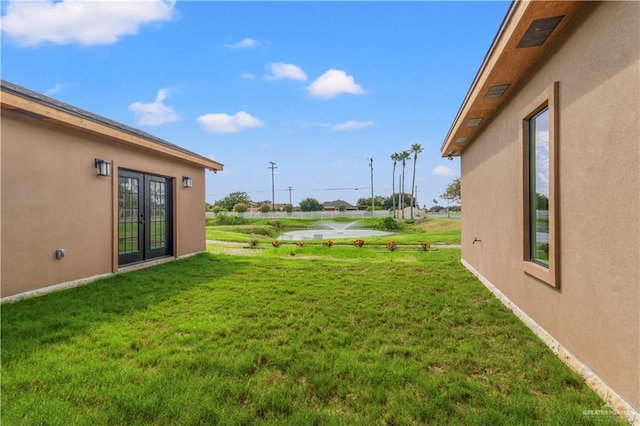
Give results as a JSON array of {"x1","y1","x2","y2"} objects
[
  {"x1": 440, "y1": 0, "x2": 585, "y2": 158},
  {"x1": 1, "y1": 82, "x2": 224, "y2": 172}
]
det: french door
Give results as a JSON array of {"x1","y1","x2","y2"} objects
[{"x1": 118, "y1": 170, "x2": 173, "y2": 266}]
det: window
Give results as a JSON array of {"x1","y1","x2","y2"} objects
[
  {"x1": 529, "y1": 107, "x2": 550, "y2": 265},
  {"x1": 521, "y1": 82, "x2": 558, "y2": 287}
]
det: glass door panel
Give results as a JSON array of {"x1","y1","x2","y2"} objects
[
  {"x1": 118, "y1": 170, "x2": 144, "y2": 265},
  {"x1": 146, "y1": 175, "x2": 171, "y2": 259}
]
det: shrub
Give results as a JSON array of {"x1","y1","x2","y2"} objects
[
  {"x1": 234, "y1": 226, "x2": 273, "y2": 237},
  {"x1": 299, "y1": 197, "x2": 323, "y2": 212},
  {"x1": 283, "y1": 204, "x2": 293, "y2": 213},
  {"x1": 378, "y1": 216, "x2": 401, "y2": 231},
  {"x1": 296, "y1": 241, "x2": 306, "y2": 247},
  {"x1": 212, "y1": 213, "x2": 248, "y2": 226},
  {"x1": 258, "y1": 203, "x2": 271, "y2": 213},
  {"x1": 249, "y1": 239, "x2": 260, "y2": 248},
  {"x1": 386, "y1": 241, "x2": 398, "y2": 252},
  {"x1": 419, "y1": 241, "x2": 431, "y2": 252},
  {"x1": 353, "y1": 239, "x2": 365, "y2": 248},
  {"x1": 404, "y1": 218, "x2": 415, "y2": 225},
  {"x1": 271, "y1": 240, "x2": 282, "y2": 248},
  {"x1": 322, "y1": 240, "x2": 334, "y2": 247},
  {"x1": 233, "y1": 203, "x2": 248, "y2": 213}
]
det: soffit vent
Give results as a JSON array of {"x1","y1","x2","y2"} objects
[
  {"x1": 466, "y1": 117, "x2": 483, "y2": 127},
  {"x1": 455, "y1": 137, "x2": 468, "y2": 144},
  {"x1": 484, "y1": 84, "x2": 510, "y2": 99},
  {"x1": 516, "y1": 15, "x2": 564, "y2": 48}
]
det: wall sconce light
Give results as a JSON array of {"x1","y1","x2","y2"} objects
[
  {"x1": 94, "y1": 159, "x2": 111, "y2": 177},
  {"x1": 182, "y1": 176, "x2": 193, "y2": 188}
]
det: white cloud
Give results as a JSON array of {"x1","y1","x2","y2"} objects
[
  {"x1": 331, "y1": 120, "x2": 375, "y2": 131},
  {"x1": 266, "y1": 63, "x2": 307, "y2": 81},
  {"x1": 1, "y1": 0, "x2": 175, "y2": 46},
  {"x1": 224, "y1": 38, "x2": 260, "y2": 49},
  {"x1": 44, "y1": 83, "x2": 67, "y2": 96},
  {"x1": 129, "y1": 88, "x2": 181, "y2": 126},
  {"x1": 306, "y1": 69, "x2": 365, "y2": 99},
  {"x1": 433, "y1": 166, "x2": 456, "y2": 177},
  {"x1": 240, "y1": 72, "x2": 256, "y2": 80},
  {"x1": 197, "y1": 111, "x2": 264, "y2": 134}
]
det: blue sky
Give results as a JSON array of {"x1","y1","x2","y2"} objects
[{"x1": 1, "y1": 0, "x2": 510, "y2": 207}]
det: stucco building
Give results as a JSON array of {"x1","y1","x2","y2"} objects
[
  {"x1": 441, "y1": 1, "x2": 639, "y2": 421},
  {"x1": 1, "y1": 80, "x2": 223, "y2": 300}
]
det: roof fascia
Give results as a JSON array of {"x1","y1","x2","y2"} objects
[
  {"x1": 440, "y1": 0, "x2": 520, "y2": 156},
  {"x1": 1, "y1": 88, "x2": 223, "y2": 172},
  {"x1": 440, "y1": 1, "x2": 585, "y2": 158}
]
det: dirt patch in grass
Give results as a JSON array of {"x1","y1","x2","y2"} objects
[{"x1": 222, "y1": 247, "x2": 259, "y2": 256}]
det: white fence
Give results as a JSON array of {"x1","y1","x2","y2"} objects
[
  {"x1": 206, "y1": 210, "x2": 393, "y2": 220},
  {"x1": 205, "y1": 210, "x2": 461, "y2": 220}
]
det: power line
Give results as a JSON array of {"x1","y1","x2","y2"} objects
[{"x1": 207, "y1": 186, "x2": 370, "y2": 197}]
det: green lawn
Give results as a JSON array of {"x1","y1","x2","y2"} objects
[{"x1": 1, "y1": 221, "x2": 621, "y2": 425}]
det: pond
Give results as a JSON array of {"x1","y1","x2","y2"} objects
[{"x1": 277, "y1": 221, "x2": 394, "y2": 241}]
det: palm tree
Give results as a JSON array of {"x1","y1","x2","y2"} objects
[
  {"x1": 390, "y1": 152, "x2": 400, "y2": 217},
  {"x1": 410, "y1": 143, "x2": 423, "y2": 220},
  {"x1": 399, "y1": 150, "x2": 411, "y2": 219}
]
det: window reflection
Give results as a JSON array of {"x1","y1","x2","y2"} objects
[{"x1": 529, "y1": 107, "x2": 549, "y2": 265}]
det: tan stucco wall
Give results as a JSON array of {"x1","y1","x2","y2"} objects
[
  {"x1": 1, "y1": 112, "x2": 208, "y2": 298},
  {"x1": 460, "y1": 1, "x2": 639, "y2": 410}
]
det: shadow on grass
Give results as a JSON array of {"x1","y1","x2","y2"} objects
[{"x1": 1, "y1": 252, "x2": 250, "y2": 364}]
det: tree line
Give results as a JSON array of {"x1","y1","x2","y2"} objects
[{"x1": 208, "y1": 144, "x2": 461, "y2": 215}]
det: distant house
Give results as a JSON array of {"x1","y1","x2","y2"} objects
[
  {"x1": 246, "y1": 203, "x2": 298, "y2": 213},
  {"x1": 272, "y1": 203, "x2": 292, "y2": 211},
  {"x1": 1, "y1": 80, "x2": 223, "y2": 300},
  {"x1": 322, "y1": 200, "x2": 357, "y2": 211},
  {"x1": 441, "y1": 1, "x2": 638, "y2": 420}
]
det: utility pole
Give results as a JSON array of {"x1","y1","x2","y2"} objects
[
  {"x1": 288, "y1": 186, "x2": 292, "y2": 206},
  {"x1": 268, "y1": 161, "x2": 277, "y2": 213},
  {"x1": 368, "y1": 158, "x2": 374, "y2": 215}
]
